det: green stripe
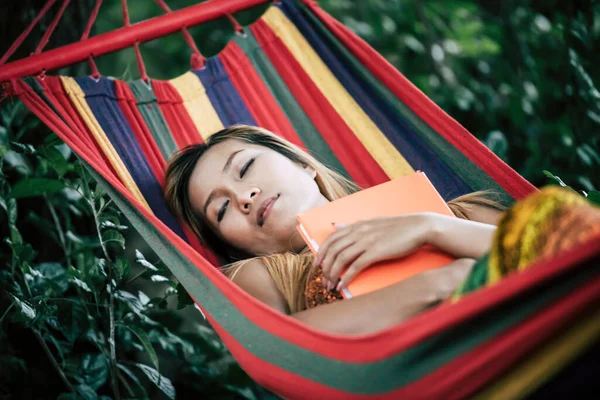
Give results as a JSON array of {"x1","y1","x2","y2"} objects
[
  {"x1": 297, "y1": 1, "x2": 514, "y2": 206},
  {"x1": 23, "y1": 77, "x2": 62, "y2": 118},
  {"x1": 128, "y1": 80, "x2": 178, "y2": 158},
  {"x1": 85, "y1": 158, "x2": 597, "y2": 394},
  {"x1": 233, "y1": 32, "x2": 352, "y2": 181}
]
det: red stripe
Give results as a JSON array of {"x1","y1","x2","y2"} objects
[
  {"x1": 206, "y1": 313, "x2": 356, "y2": 400},
  {"x1": 38, "y1": 77, "x2": 118, "y2": 179},
  {"x1": 251, "y1": 20, "x2": 388, "y2": 188},
  {"x1": 18, "y1": 78, "x2": 600, "y2": 362},
  {"x1": 215, "y1": 230, "x2": 600, "y2": 365},
  {"x1": 219, "y1": 41, "x2": 305, "y2": 148},
  {"x1": 149, "y1": 80, "x2": 221, "y2": 265},
  {"x1": 114, "y1": 81, "x2": 166, "y2": 186},
  {"x1": 15, "y1": 79, "x2": 125, "y2": 191},
  {"x1": 397, "y1": 274, "x2": 600, "y2": 399},
  {"x1": 152, "y1": 80, "x2": 203, "y2": 148},
  {"x1": 17, "y1": 79, "x2": 600, "y2": 397},
  {"x1": 303, "y1": 1, "x2": 536, "y2": 200},
  {"x1": 210, "y1": 275, "x2": 600, "y2": 399}
]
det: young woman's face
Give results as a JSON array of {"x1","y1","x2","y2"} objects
[{"x1": 188, "y1": 139, "x2": 328, "y2": 256}]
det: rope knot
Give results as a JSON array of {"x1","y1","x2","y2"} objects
[
  {"x1": 190, "y1": 53, "x2": 206, "y2": 70},
  {"x1": 0, "y1": 80, "x2": 15, "y2": 103}
]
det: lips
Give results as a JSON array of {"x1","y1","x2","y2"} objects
[{"x1": 257, "y1": 195, "x2": 278, "y2": 227}]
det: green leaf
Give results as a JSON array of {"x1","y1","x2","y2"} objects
[
  {"x1": 43, "y1": 132, "x2": 62, "y2": 147},
  {"x1": 37, "y1": 262, "x2": 69, "y2": 295},
  {"x1": 135, "y1": 363, "x2": 175, "y2": 399},
  {"x1": 10, "y1": 225, "x2": 22, "y2": 246},
  {"x1": 135, "y1": 249, "x2": 158, "y2": 271},
  {"x1": 57, "y1": 302, "x2": 89, "y2": 343},
  {"x1": 113, "y1": 257, "x2": 130, "y2": 282},
  {"x1": 42, "y1": 146, "x2": 69, "y2": 177},
  {"x1": 7, "y1": 198, "x2": 17, "y2": 225},
  {"x1": 11, "y1": 142, "x2": 36, "y2": 154},
  {"x1": 128, "y1": 326, "x2": 159, "y2": 373},
  {"x1": 101, "y1": 230, "x2": 125, "y2": 250},
  {"x1": 75, "y1": 383, "x2": 98, "y2": 400},
  {"x1": 0, "y1": 125, "x2": 7, "y2": 145},
  {"x1": 117, "y1": 363, "x2": 148, "y2": 398},
  {"x1": 79, "y1": 354, "x2": 109, "y2": 390},
  {"x1": 9, "y1": 294, "x2": 36, "y2": 321},
  {"x1": 3, "y1": 150, "x2": 33, "y2": 175},
  {"x1": 150, "y1": 275, "x2": 169, "y2": 282},
  {"x1": 100, "y1": 220, "x2": 128, "y2": 231},
  {"x1": 542, "y1": 170, "x2": 576, "y2": 192},
  {"x1": 10, "y1": 178, "x2": 65, "y2": 199},
  {"x1": 70, "y1": 277, "x2": 92, "y2": 292},
  {"x1": 587, "y1": 191, "x2": 600, "y2": 206},
  {"x1": 115, "y1": 290, "x2": 146, "y2": 318},
  {"x1": 176, "y1": 282, "x2": 194, "y2": 310}
]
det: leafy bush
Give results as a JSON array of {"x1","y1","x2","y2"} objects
[{"x1": 0, "y1": 102, "x2": 275, "y2": 399}]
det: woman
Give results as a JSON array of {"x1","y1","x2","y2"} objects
[{"x1": 164, "y1": 125, "x2": 504, "y2": 335}]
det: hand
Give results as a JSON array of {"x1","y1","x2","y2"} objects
[{"x1": 315, "y1": 213, "x2": 436, "y2": 291}]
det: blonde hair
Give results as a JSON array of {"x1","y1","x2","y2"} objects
[{"x1": 164, "y1": 125, "x2": 503, "y2": 312}]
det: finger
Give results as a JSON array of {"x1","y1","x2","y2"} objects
[
  {"x1": 321, "y1": 237, "x2": 355, "y2": 280},
  {"x1": 328, "y1": 245, "x2": 365, "y2": 285},
  {"x1": 336, "y1": 253, "x2": 374, "y2": 291},
  {"x1": 314, "y1": 226, "x2": 351, "y2": 267}
]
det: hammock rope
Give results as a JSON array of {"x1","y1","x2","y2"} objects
[
  {"x1": 121, "y1": 0, "x2": 149, "y2": 82},
  {"x1": 81, "y1": 0, "x2": 104, "y2": 78},
  {"x1": 153, "y1": 0, "x2": 207, "y2": 70},
  {"x1": 0, "y1": 0, "x2": 57, "y2": 65},
  {"x1": 2, "y1": 1, "x2": 599, "y2": 398},
  {"x1": 35, "y1": 0, "x2": 71, "y2": 55}
]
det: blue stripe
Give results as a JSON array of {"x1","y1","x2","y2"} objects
[
  {"x1": 192, "y1": 57, "x2": 257, "y2": 126},
  {"x1": 279, "y1": 2, "x2": 472, "y2": 200},
  {"x1": 74, "y1": 76, "x2": 188, "y2": 239}
]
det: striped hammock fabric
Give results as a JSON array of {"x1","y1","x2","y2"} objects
[{"x1": 8, "y1": 0, "x2": 600, "y2": 398}]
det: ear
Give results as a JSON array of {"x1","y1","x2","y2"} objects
[{"x1": 303, "y1": 164, "x2": 317, "y2": 179}]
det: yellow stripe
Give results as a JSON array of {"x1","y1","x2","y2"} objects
[
  {"x1": 473, "y1": 308, "x2": 600, "y2": 400},
  {"x1": 60, "y1": 77, "x2": 151, "y2": 211},
  {"x1": 262, "y1": 8, "x2": 413, "y2": 178},
  {"x1": 169, "y1": 72, "x2": 224, "y2": 141}
]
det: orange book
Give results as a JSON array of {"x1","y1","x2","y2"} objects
[{"x1": 296, "y1": 171, "x2": 455, "y2": 299}]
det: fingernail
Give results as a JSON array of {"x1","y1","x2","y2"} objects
[
  {"x1": 327, "y1": 282, "x2": 333, "y2": 291},
  {"x1": 336, "y1": 281, "x2": 343, "y2": 292}
]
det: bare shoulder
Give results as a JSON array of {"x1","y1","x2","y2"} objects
[
  {"x1": 230, "y1": 259, "x2": 289, "y2": 314},
  {"x1": 465, "y1": 203, "x2": 503, "y2": 226}
]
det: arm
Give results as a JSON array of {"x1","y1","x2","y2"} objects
[
  {"x1": 426, "y1": 211, "x2": 497, "y2": 260},
  {"x1": 233, "y1": 257, "x2": 475, "y2": 335},
  {"x1": 318, "y1": 212, "x2": 498, "y2": 290}
]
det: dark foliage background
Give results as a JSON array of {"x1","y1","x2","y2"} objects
[{"x1": 0, "y1": 0, "x2": 598, "y2": 399}]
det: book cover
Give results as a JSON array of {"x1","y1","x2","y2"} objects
[{"x1": 296, "y1": 171, "x2": 456, "y2": 298}]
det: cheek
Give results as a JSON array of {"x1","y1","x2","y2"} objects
[{"x1": 219, "y1": 217, "x2": 254, "y2": 247}]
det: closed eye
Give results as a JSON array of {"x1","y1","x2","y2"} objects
[
  {"x1": 217, "y1": 199, "x2": 229, "y2": 223},
  {"x1": 240, "y1": 158, "x2": 255, "y2": 178}
]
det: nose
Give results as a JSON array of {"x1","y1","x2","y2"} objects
[{"x1": 238, "y1": 187, "x2": 259, "y2": 213}]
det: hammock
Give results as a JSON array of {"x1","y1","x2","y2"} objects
[{"x1": 2, "y1": 0, "x2": 599, "y2": 398}]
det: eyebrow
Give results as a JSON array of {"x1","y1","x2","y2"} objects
[{"x1": 202, "y1": 149, "x2": 244, "y2": 217}]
